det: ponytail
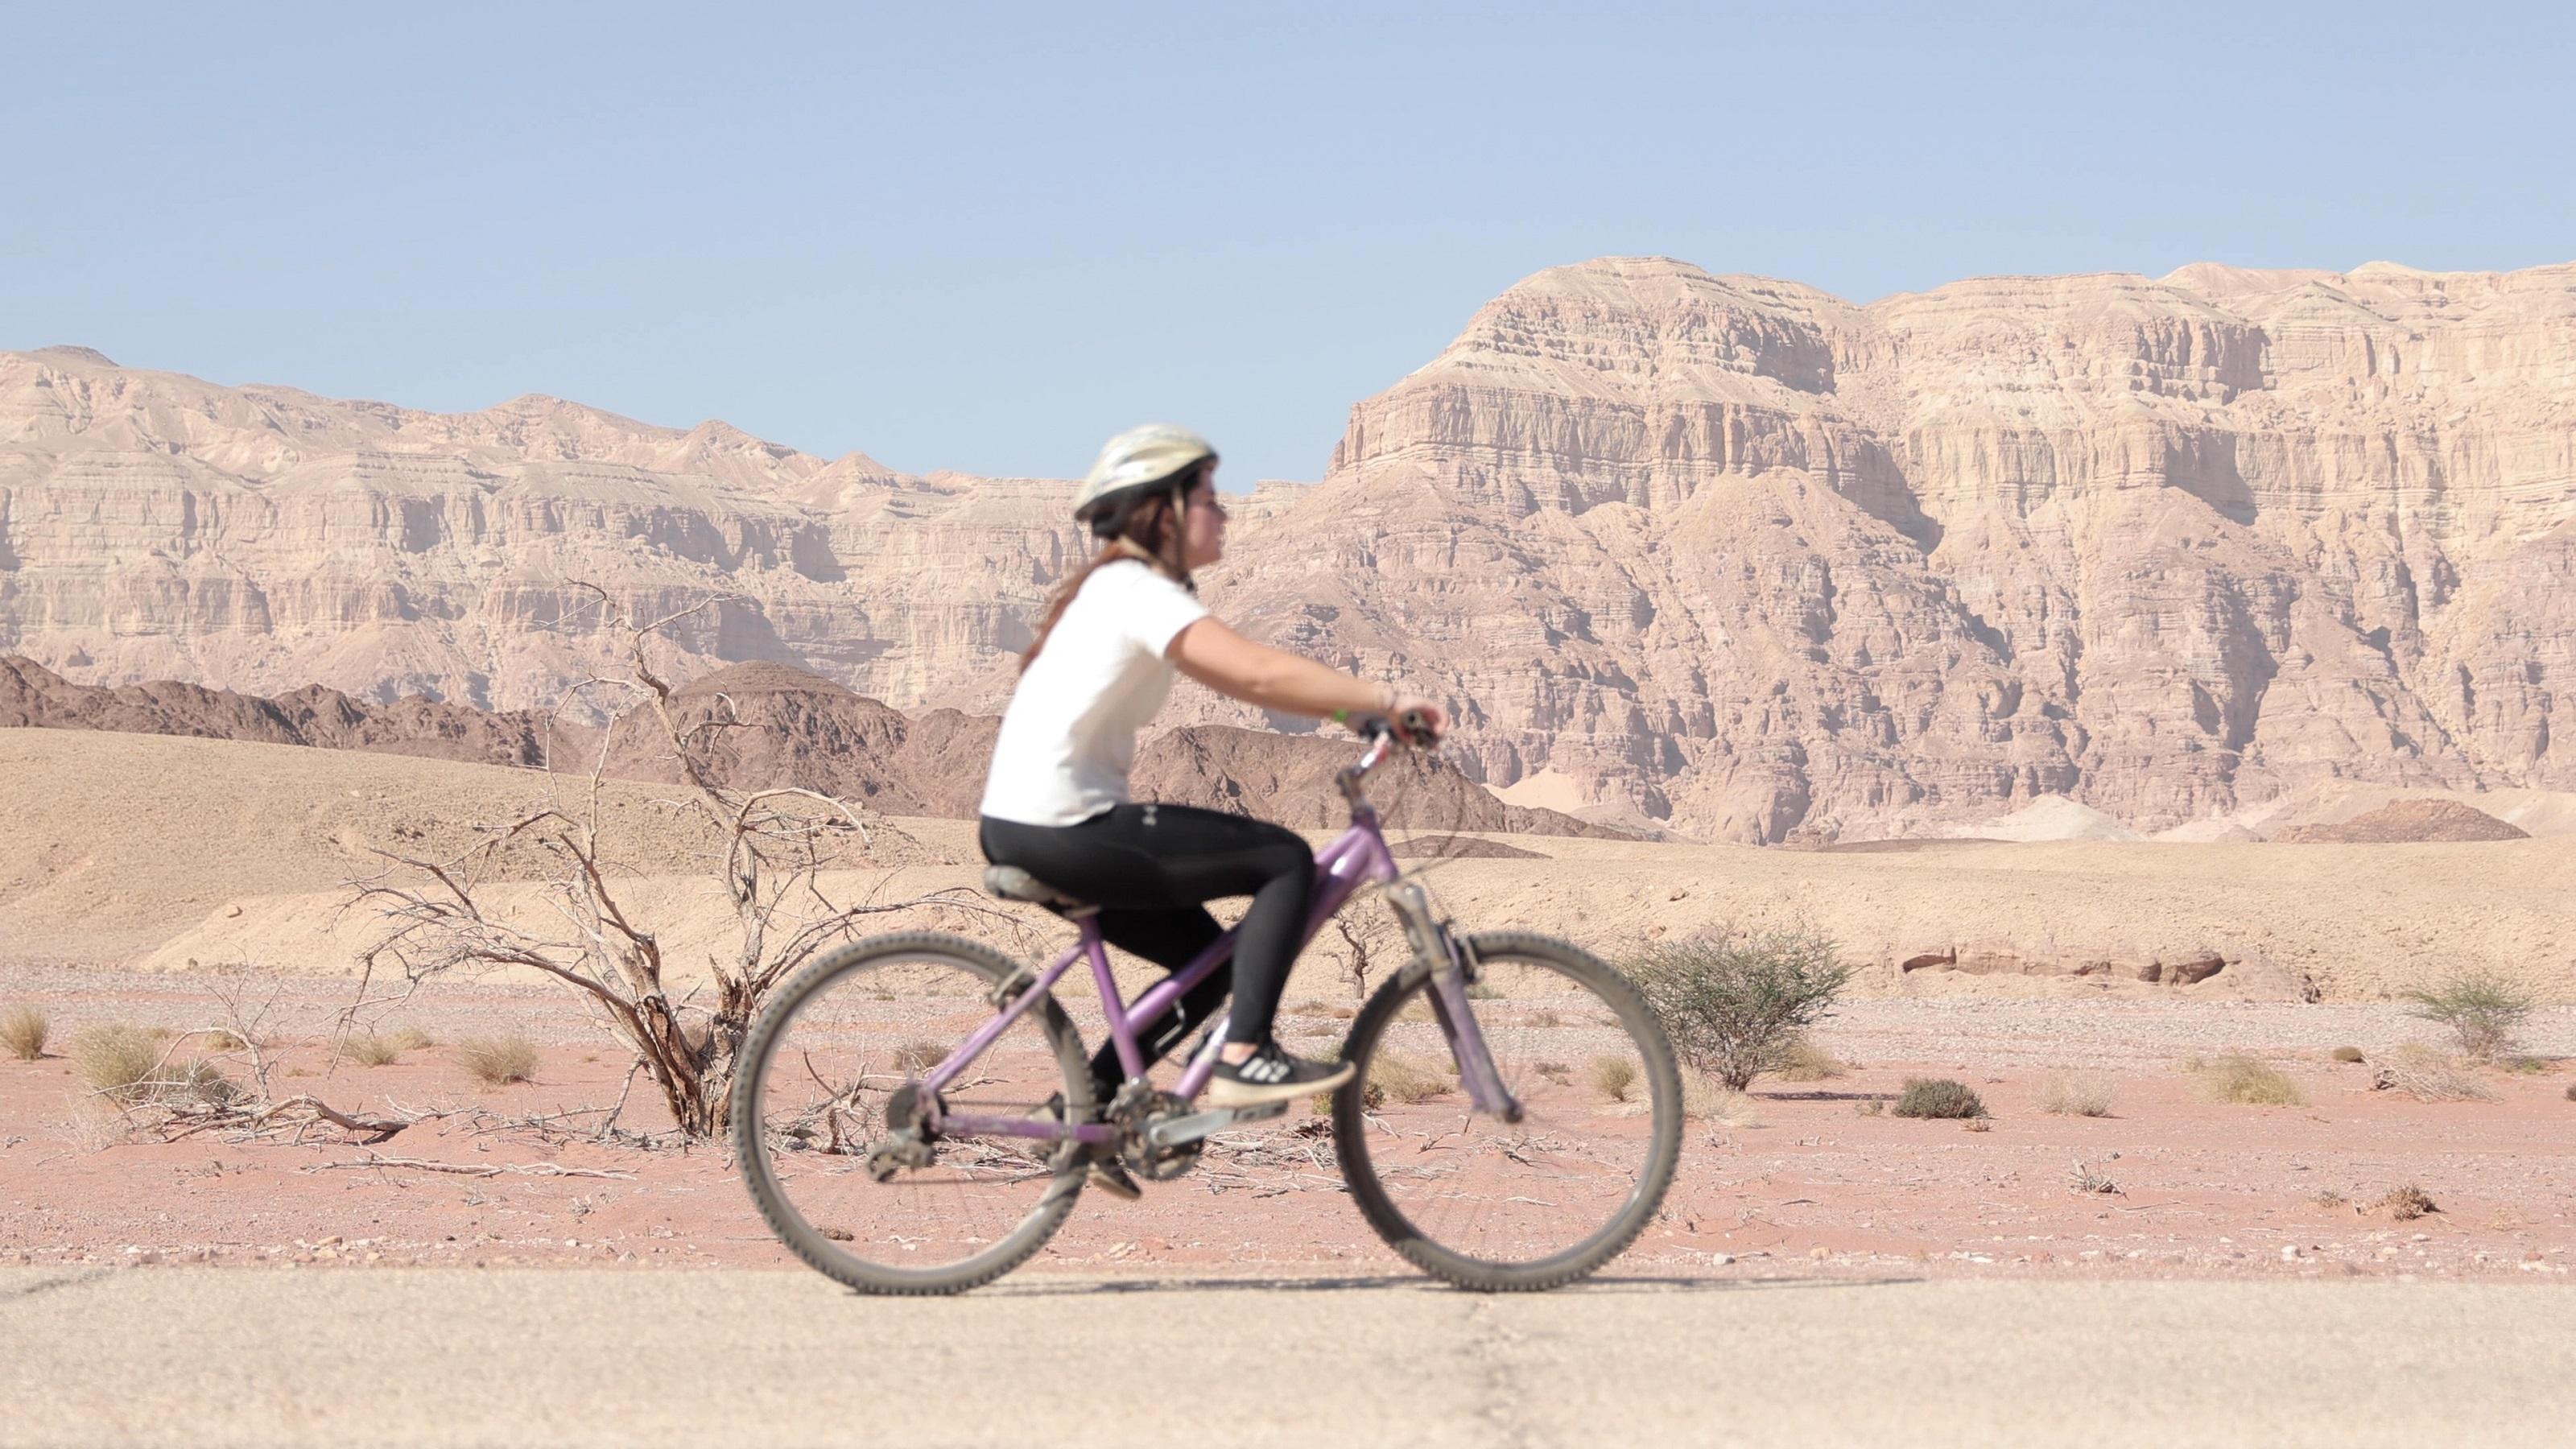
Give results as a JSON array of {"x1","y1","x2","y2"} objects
[{"x1": 1020, "y1": 480, "x2": 1197, "y2": 673}]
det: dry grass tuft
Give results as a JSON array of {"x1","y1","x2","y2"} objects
[
  {"x1": 1893, "y1": 1077, "x2": 1987, "y2": 1119},
  {"x1": 2376, "y1": 1183, "x2": 2437, "y2": 1221},
  {"x1": 451, "y1": 1034, "x2": 539, "y2": 1087},
  {"x1": 70, "y1": 1024, "x2": 235, "y2": 1106},
  {"x1": 2330, "y1": 1046, "x2": 2366, "y2": 1064},
  {"x1": 2370, "y1": 1045, "x2": 2496, "y2": 1102},
  {"x1": 1587, "y1": 1055, "x2": 1641, "y2": 1104},
  {"x1": 1771, "y1": 1034, "x2": 1847, "y2": 1083},
  {"x1": 1681, "y1": 1070, "x2": 1759, "y2": 1125},
  {"x1": 2, "y1": 1005, "x2": 49, "y2": 1061},
  {"x1": 344, "y1": 1034, "x2": 403, "y2": 1068},
  {"x1": 2311, "y1": 1189, "x2": 2348, "y2": 1209},
  {"x1": 890, "y1": 1039, "x2": 946, "y2": 1075},
  {"x1": 2039, "y1": 1072, "x2": 2116, "y2": 1117},
  {"x1": 387, "y1": 1026, "x2": 436, "y2": 1051},
  {"x1": 72, "y1": 1024, "x2": 163, "y2": 1101},
  {"x1": 2566, "y1": 1083, "x2": 2576, "y2": 1103},
  {"x1": 2187, "y1": 1053, "x2": 2306, "y2": 1107},
  {"x1": 1367, "y1": 1050, "x2": 1451, "y2": 1105}
]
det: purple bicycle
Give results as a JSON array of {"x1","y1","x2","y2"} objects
[{"x1": 729, "y1": 724, "x2": 1682, "y2": 1294}]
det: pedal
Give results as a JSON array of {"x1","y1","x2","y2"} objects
[{"x1": 1143, "y1": 1100, "x2": 1287, "y2": 1150}]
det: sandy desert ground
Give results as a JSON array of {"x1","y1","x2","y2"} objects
[{"x1": 2, "y1": 726, "x2": 2572, "y2": 1290}]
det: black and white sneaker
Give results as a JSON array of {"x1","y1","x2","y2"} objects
[{"x1": 1208, "y1": 1040, "x2": 1355, "y2": 1108}]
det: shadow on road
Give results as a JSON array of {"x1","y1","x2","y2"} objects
[{"x1": 966, "y1": 1272, "x2": 1927, "y2": 1298}]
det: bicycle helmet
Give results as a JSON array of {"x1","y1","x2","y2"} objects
[{"x1": 1074, "y1": 423, "x2": 1215, "y2": 536}]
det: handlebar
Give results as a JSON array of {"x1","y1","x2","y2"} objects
[{"x1": 1340, "y1": 708, "x2": 1440, "y2": 808}]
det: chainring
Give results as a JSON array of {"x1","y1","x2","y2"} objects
[{"x1": 1111, "y1": 1088, "x2": 1204, "y2": 1182}]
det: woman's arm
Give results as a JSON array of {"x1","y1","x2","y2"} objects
[{"x1": 1167, "y1": 617, "x2": 1443, "y2": 731}]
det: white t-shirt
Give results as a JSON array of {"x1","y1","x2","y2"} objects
[{"x1": 978, "y1": 559, "x2": 1212, "y2": 826}]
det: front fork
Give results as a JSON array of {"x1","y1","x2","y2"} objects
[{"x1": 1384, "y1": 881, "x2": 1523, "y2": 1124}]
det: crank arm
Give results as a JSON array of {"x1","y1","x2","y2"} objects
[{"x1": 1144, "y1": 1100, "x2": 1287, "y2": 1150}]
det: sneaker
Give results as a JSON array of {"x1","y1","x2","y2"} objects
[
  {"x1": 1208, "y1": 1040, "x2": 1355, "y2": 1108},
  {"x1": 1033, "y1": 1092, "x2": 1143, "y2": 1200}
]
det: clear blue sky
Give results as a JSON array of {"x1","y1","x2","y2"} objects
[{"x1": 6, "y1": 3, "x2": 2570, "y2": 486}]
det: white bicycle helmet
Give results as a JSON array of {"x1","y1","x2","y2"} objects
[{"x1": 1074, "y1": 423, "x2": 1216, "y2": 535}]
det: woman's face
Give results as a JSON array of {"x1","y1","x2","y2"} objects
[{"x1": 1179, "y1": 473, "x2": 1226, "y2": 570}]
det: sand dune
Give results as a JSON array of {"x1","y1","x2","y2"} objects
[{"x1": 6, "y1": 729, "x2": 2568, "y2": 1002}]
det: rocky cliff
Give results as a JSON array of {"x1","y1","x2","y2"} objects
[
  {"x1": 1203, "y1": 258, "x2": 2576, "y2": 838},
  {"x1": 6, "y1": 254, "x2": 2572, "y2": 840}
]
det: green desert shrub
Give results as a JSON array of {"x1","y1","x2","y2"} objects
[
  {"x1": 2405, "y1": 972, "x2": 2534, "y2": 1061},
  {"x1": 1893, "y1": 1077, "x2": 1987, "y2": 1119},
  {"x1": 1631, "y1": 923, "x2": 1850, "y2": 1091},
  {"x1": 2, "y1": 1005, "x2": 49, "y2": 1061}
]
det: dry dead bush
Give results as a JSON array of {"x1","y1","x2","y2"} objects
[
  {"x1": 2069, "y1": 1161, "x2": 2120, "y2": 1195},
  {"x1": 2311, "y1": 1189, "x2": 2348, "y2": 1209},
  {"x1": 2566, "y1": 1083, "x2": 2576, "y2": 1103},
  {"x1": 2040, "y1": 1073, "x2": 2116, "y2": 1117},
  {"x1": 344, "y1": 1034, "x2": 402, "y2": 1068},
  {"x1": 1367, "y1": 1050, "x2": 1451, "y2": 1105},
  {"x1": 353, "y1": 584, "x2": 998, "y2": 1138},
  {"x1": 452, "y1": 1034, "x2": 539, "y2": 1087},
  {"x1": 2186, "y1": 1053, "x2": 2306, "y2": 1107},
  {"x1": 1587, "y1": 1055, "x2": 1640, "y2": 1103},
  {"x1": 2330, "y1": 1046, "x2": 2366, "y2": 1064},
  {"x1": 2, "y1": 1005, "x2": 48, "y2": 1061},
  {"x1": 2370, "y1": 1045, "x2": 2496, "y2": 1102},
  {"x1": 2376, "y1": 1184, "x2": 2437, "y2": 1221},
  {"x1": 1772, "y1": 1034, "x2": 1846, "y2": 1083},
  {"x1": 891, "y1": 1039, "x2": 946, "y2": 1074}
]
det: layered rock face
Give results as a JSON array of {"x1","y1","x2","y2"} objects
[
  {"x1": 0, "y1": 345, "x2": 1093, "y2": 716},
  {"x1": 6, "y1": 253, "x2": 2573, "y2": 840},
  {"x1": 1204, "y1": 258, "x2": 2576, "y2": 837}
]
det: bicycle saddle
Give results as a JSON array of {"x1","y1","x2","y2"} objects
[{"x1": 980, "y1": 865, "x2": 1090, "y2": 909}]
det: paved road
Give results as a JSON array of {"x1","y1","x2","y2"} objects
[{"x1": 2, "y1": 1268, "x2": 2570, "y2": 1447}]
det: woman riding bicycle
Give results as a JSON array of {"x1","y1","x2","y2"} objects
[{"x1": 977, "y1": 423, "x2": 1448, "y2": 1151}]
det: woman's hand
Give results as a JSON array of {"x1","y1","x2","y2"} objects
[{"x1": 1387, "y1": 695, "x2": 1447, "y2": 745}]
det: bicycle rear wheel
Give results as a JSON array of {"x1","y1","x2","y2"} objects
[
  {"x1": 731, "y1": 932, "x2": 1095, "y2": 1294},
  {"x1": 1335, "y1": 931, "x2": 1682, "y2": 1290}
]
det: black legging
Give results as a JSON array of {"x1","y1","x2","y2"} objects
[{"x1": 979, "y1": 803, "x2": 1314, "y2": 1098}]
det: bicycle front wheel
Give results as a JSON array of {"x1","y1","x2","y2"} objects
[
  {"x1": 1335, "y1": 931, "x2": 1682, "y2": 1290},
  {"x1": 731, "y1": 932, "x2": 1095, "y2": 1295}
]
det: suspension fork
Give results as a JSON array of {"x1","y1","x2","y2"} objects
[{"x1": 1384, "y1": 881, "x2": 1522, "y2": 1124}]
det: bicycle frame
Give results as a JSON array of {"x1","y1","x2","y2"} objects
[{"x1": 919, "y1": 735, "x2": 1516, "y2": 1146}]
